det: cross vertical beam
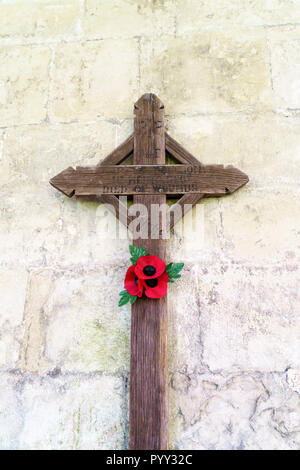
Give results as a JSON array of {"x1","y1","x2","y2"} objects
[{"x1": 130, "y1": 94, "x2": 168, "y2": 449}]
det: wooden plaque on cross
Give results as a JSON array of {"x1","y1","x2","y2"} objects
[{"x1": 50, "y1": 94, "x2": 248, "y2": 450}]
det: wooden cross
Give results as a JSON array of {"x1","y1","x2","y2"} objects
[{"x1": 50, "y1": 94, "x2": 248, "y2": 450}]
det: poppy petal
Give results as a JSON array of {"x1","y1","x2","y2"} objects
[
  {"x1": 125, "y1": 265, "x2": 143, "y2": 297},
  {"x1": 144, "y1": 271, "x2": 169, "y2": 299},
  {"x1": 135, "y1": 255, "x2": 166, "y2": 279}
]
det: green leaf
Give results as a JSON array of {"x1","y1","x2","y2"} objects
[
  {"x1": 119, "y1": 290, "x2": 138, "y2": 307},
  {"x1": 129, "y1": 245, "x2": 137, "y2": 257},
  {"x1": 166, "y1": 262, "x2": 184, "y2": 278},
  {"x1": 129, "y1": 245, "x2": 146, "y2": 264},
  {"x1": 172, "y1": 262, "x2": 184, "y2": 273},
  {"x1": 118, "y1": 293, "x2": 130, "y2": 307},
  {"x1": 168, "y1": 279, "x2": 175, "y2": 283}
]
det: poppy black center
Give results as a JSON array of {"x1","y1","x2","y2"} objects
[
  {"x1": 143, "y1": 265, "x2": 156, "y2": 276},
  {"x1": 146, "y1": 278, "x2": 158, "y2": 288},
  {"x1": 134, "y1": 276, "x2": 138, "y2": 286}
]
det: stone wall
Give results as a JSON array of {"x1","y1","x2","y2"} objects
[{"x1": 0, "y1": 0, "x2": 300, "y2": 450}]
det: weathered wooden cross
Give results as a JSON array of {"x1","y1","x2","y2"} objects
[{"x1": 50, "y1": 94, "x2": 248, "y2": 450}]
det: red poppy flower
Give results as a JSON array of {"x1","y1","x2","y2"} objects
[
  {"x1": 125, "y1": 265, "x2": 143, "y2": 297},
  {"x1": 141, "y1": 271, "x2": 169, "y2": 299},
  {"x1": 135, "y1": 255, "x2": 166, "y2": 280}
]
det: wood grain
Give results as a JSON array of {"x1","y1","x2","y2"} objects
[
  {"x1": 98, "y1": 194, "x2": 132, "y2": 229},
  {"x1": 98, "y1": 137, "x2": 133, "y2": 229},
  {"x1": 98, "y1": 133, "x2": 133, "y2": 166},
  {"x1": 130, "y1": 93, "x2": 168, "y2": 450},
  {"x1": 165, "y1": 132, "x2": 202, "y2": 166},
  {"x1": 50, "y1": 164, "x2": 249, "y2": 197},
  {"x1": 168, "y1": 193, "x2": 205, "y2": 230}
]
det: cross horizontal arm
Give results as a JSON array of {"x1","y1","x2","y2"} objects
[{"x1": 50, "y1": 164, "x2": 248, "y2": 197}]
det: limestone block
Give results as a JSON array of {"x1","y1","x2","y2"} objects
[
  {"x1": 0, "y1": 122, "x2": 131, "y2": 268},
  {"x1": 167, "y1": 198, "x2": 223, "y2": 264},
  {"x1": 250, "y1": 373, "x2": 300, "y2": 449},
  {"x1": 171, "y1": 372, "x2": 299, "y2": 450},
  {"x1": 44, "y1": 267, "x2": 130, "y2": 374},
  {"x1": 51, "y1": 40, "x2": 139, "y2": 122},
  {"x1": 0, "y1": 373, "x2": 23, "y2": 450},
  {"x1": 286, "y1": 368, "x2": 300, "y2": 394},
  {"x1": 219, "y1": 188, "x2": 300, "y2": 263},
  {"x1": 0, "y1": 180, "x2": 129, "y2": 269},
  {"x1": 115, "y1": 120, "x2": 133, "y2": 147},
  {"x1": 167, "y1": 247, "x2": 299, "y2": 380},
  {"x1": 140, "y1": 32, "x2": 273, "y2": 114},
  {"x1": 1, "y1": 121, "x2": 116, "y2": 187},
  {"x1": 0, "y1": 0, "x2": 81, "y2": 42},
  {"x1": 0, "y1": 45, "x2": 51, "y2": 126},
  {"x1": 18, "y1": 270, "x2": 54, "y2": 373},
  {"x1": 270, "y1": 37, "x2": 300, "y2": 109},
  {"x1": 55, "y1": 197, "x2": 130, "y2": 268},
  {"x1": 0, "y1": 270, "x2": 28, "y2": 369},
  {"x1": 167, "y1": 113, "x2": 300, "y2": 187},
  {"x1": 0, "y1": 184, "x2": 61, "y2": 268},
  {"x1": 84, "y1": 0, "x2": 175, "y2": 39},
  {"x1": 198, "y1": 262, "x2": 300, "y2": 372},
  {"x1": 175, "y1": 0, "x2": 300, "y2": 33},
  {"x1": 19, "y1": 375, "x2": 125, "y2": 449},
  {"x1": 168, "y1": 265, "x2": 202, "y2": 377},
  {"x1": 0, "y1": 130, "x2": 5, "y2": 162},
  {"x1": 178, "y1": 375, "x2": 267, "y2": 450}
]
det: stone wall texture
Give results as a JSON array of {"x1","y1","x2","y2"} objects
[{"x1": 0, "y1": 0, "x2": 300, "y2": 450}]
